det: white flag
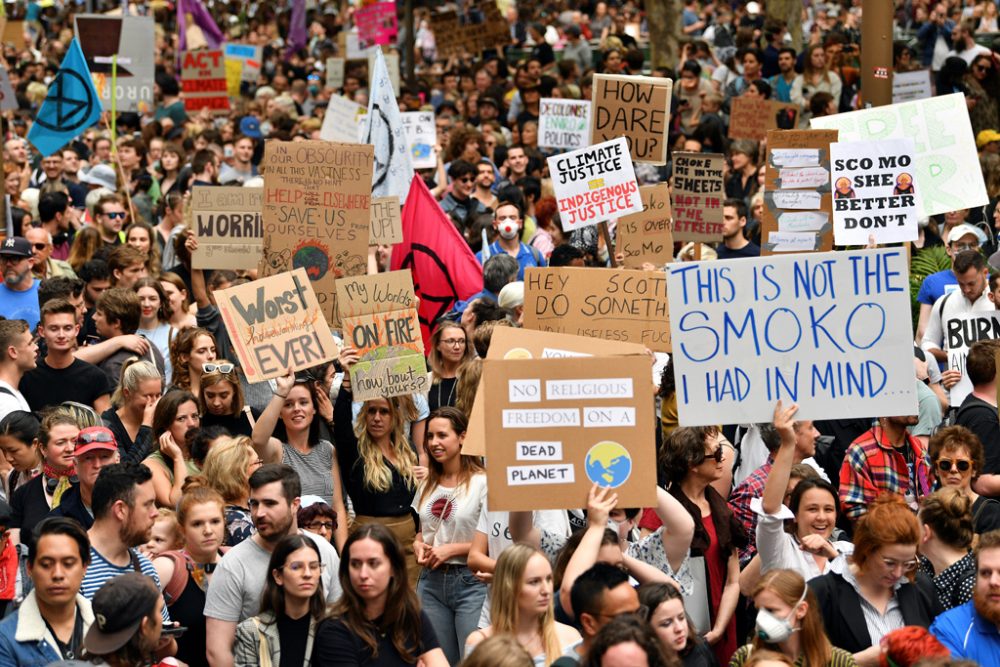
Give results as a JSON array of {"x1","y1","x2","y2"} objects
[{"x1": 359, "y1": 50, "x2": 413, "y2": 204}]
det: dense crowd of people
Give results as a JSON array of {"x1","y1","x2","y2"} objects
[{"x1": 0, "y1": 0, "x2": 998, "y2": 666}]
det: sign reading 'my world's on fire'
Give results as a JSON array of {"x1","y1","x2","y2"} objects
[{"x1": 547, "y1": 137, "x2": 642, "y2": 232}]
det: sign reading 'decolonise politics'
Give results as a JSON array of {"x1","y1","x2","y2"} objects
[
  {"x1": 216, "y1": 268, "x2": 339, "y2": 381},
  {"x1": 483, "y1": 355, "x2": 656, "y2": 512},
  {"x1": 192, "y1": 186, "x2": 263, "y2": 270},
  {"x1": 523, "y1": 266, "x2": 671, "y2": 352},
  {"x1": 548, "y1": 137, "x2": 642, "y2": 231},
  {"x1": 667, "y1": 248, "x2": 917, "y2": 425},
  {"x1": 591, "y1": 74, "x2": 671, "y2": 164},
  {"x1": 671, "y1": 152, "x2": 725, "y2": 243},
  {"x1": 538, "y1": 99, "x2": 591, "y2": 151}
]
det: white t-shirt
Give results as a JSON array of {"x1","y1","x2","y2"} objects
[
  {"x1": 0, "y1": 380, "x2": 30, "y2": 422},
  {"x1": 948, "y1": 43, "x2": 992, "y2": 65},
  {"x1": 413, "y1": 473, "x2": 487, "y2": 565}
]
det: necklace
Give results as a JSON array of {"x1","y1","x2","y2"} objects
[{"x1": 436, "y1": 377, "x2": 456, "y2": 407}]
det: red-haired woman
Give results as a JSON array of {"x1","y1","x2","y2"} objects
[{"x1": 878, "y1": 626, "x2": 950, "y2": 667}]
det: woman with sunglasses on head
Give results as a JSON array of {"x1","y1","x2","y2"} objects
[
  {"x1": 201, "y1": 435, "x2": 261, "y2": 546},
  {"x1": 135, "y1": 277, "x2": 174, "y2": 382},
  {"x1": 144, "y1": 390, "x2": 201, "y2": 507},
  {"x1": 252, "y1": 368, "x2": 349, "y2": 551},
  {"x1": 916, "y1": 487, "x2": 975, "y2": 611},
  {"x1": 810, "y1": 494, "x2": 939, "y2": 667},
  {"x1": 102, "y1": 359, "x2": 162, "y2": 465},
  {"x1": 638, "y1": 583, "x2": 717, "y2": 667},
  {"x1": 428, "y1": 321, "x2": 474, "y2": 412},
  {"x1": 927, "y1": 425, "x2": 1000, "y2": 534},
  {"x1": 168, "y1": 326, "x2": 217, "y2": 397},
  {"x1": 198, "y1": 360, "x2": 258, "y2": 437},
  {"x1": 730, "y1": 569, "x2": 855, "y2": 667}
]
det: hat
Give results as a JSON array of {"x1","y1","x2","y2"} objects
[
  {"x1": 84, "y1": 573, "x2": 161, "y2": 655},
  {"x1": 977, "y1": 129, "x2": 1000, "y2": 149},
  {"x1": 498, "y1": 281, "x2": 525, "y2": 309},
  {"x1": 300, "y1": 495, "x2": 329, "y2": 509},
  {"x1": 80, "y1": 164, "x2": 117, "y2": 191},
  {"x1": 75, "y1": 426, "x2": 118, "y2": 457},
  {"x1": 0, "y1": 237, "x2": 31, "y2": 258},
  {"x1": 746, "y1": 1, "x2": 761, "y2": 15},
  {"x1": 240, "y1": 116, "x2": 263, "y2": 139},
  {"x1": 949, "y1": 223, "x2": 987, "y2": 245},
  {"x1": 478, "y1": 96, "x2": 500, "y2": 109}
]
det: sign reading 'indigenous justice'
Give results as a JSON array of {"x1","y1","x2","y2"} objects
[{"x1": 547, "y1": 137, "x2": 642, "y2": 231}]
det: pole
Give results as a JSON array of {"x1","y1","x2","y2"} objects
[
  {"x1": 599, "y1": 221, "x2": 616, "y2": 267},
  {"x1": 860, "y1": 0, "x2": 894, "y2": 107},
  {"x1": 404, "y1": 0, "x2": 415, "y2": 86}
]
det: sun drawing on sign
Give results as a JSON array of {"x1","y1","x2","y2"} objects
[{"x1": 292, "y1": 241, "x2": 331, "y2": 280}]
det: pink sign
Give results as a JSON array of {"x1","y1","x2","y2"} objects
[{"x1": 356, "y1": 2, "x2": 398, "y2": 49}]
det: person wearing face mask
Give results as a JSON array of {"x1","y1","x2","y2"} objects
[
  {"x1": 730, "y1": 569, "x2": 856, "y2": 667},
  {"x1": 476, "y1": 201, "x2": 547, "y2": 281}
]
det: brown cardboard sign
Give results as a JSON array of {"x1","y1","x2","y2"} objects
[
  {"x1": 616, "y1": 184, "x2": 674, "y2": 268},
  {"x1": 191, "y1": 186, "x2": 263, "y2": 270},
  {"x1": 0, "y1": 20, "x2": 26, "y2": 49},
  {"x1": 728, "y1": 96, "x2": 799, "y2": 142},
  {"x1": 259, "y1": 140, "x2": 373, "y2": 328},
  {"x1": 181, "y1": 49, "x2": 230, "y2": 114},
  {"x1": 591, "y1": 74, "x2": 672, "y2": 165},
  {"x1": 430, "y1": 1, "x2": 509, "y2": 59},
  {"x1": 215, "y1": 268, "x2": 339, "y2": 382},
  {"x1": 369, "y1": 196, "x2": 402, "y2": 245},
  {"x1": 523, "y1": 267, "x2": 670, "y2": 352},
  {"x1": 483, "y1": 356, "x2": 656, "y2": 512},
  {"x1": 671, "y1": 152, "x2": 725, "y2": 243}
]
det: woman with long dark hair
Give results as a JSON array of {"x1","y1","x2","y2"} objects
[
  {"x1": 311, "y1": 524, "x2": 448, "y2": 666},
  {"x1": 144, "y1": 390, "x2": 200, "y2": 507},
  {"x1": 639, "y1": 583, "x2": 717, "y2": 667},
  {"x1": 0, "y1": 411, "x2": 41, "y2": 500}
]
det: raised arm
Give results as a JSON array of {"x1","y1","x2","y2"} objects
[
  {"x1": 654, "y1": 486, "x2": 695, "y2": 572},
  {"x1": 761, "y1": 401, "x2": 799, "y2": 516},
  {"x1": 250, "y1": 369, "x2": 292, "y2": 464},
  {"x1": 559, "y1": 484, "x2": 617, "y2": 618}
]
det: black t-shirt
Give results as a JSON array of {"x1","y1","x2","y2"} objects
[
  {"x1": 20, "y1": 358, "x2": 111, "y2": 412},
  {"x1": 311, "y1": 610, "x2": 440, "y2": 666},
  {"x1": 956, "y1": 395, "x2": 1000, "y2": 474},
  {"x1": 278, "y1": 613, "x2": 311, "y2": 667},
  {"x1": 171, "y1": 575, "x2": 208, "y2": 667},
  {"x1": 716, "y1": 242, "x2": 761, "y2": 260},
  {"x1": 973, "y1": 496, "x2": 1000, "y2": 534},
  {"x1": 10, "y1": 475, "x2": 49, "y2": 536}
]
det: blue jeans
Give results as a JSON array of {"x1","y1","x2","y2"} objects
[{"x1": 417, "y1": 565, "x2": 487, "y2": 665}]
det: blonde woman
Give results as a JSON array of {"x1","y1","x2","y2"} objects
[
  {"x1": 465, "y1": 544, "x2": 581, "y2": 666},
  {"x1": 202, "y1": 435, "x2": 261, "y2": 546},
  {"x1": 790, "y1": 45, "x2": 842, "y2": 122},
  {"x1": 102, "y1": 358, "x2": 162, "y2": 464}
]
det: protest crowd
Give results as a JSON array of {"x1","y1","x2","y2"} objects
[{"x1": 1, "y1": 0, "x2": 1000, "y2": 666}]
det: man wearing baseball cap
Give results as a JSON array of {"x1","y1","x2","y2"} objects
[
  {"x1": 82, "y1": 572, "x2": 164, "y2": 664},
  {"x1": 49, "y1": 427, "x2": 121, "y2": 530},
  {"x1": 0, "y1": 237, "x2": 41, "y2": 330}
]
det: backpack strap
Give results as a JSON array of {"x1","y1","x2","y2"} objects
[
  {"x1": 936, "y1": 290, "x2": 953, "y2": 322},
  {"x1": 160, "y1": 550, "x2": 191, "y2": 605},
  {"x1": 0, "y1": 385, "x2": 14, "y2": 397}
]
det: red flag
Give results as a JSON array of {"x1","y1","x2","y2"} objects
[{"x1": 392, "y1": 175, "x2": 484, "y2": 351}]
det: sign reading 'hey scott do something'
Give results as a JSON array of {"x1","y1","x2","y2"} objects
[
  {"x1": 547, "y1": 137, "x2": 642, "y2": 232},
  {"x1": 667, "y1": 248, "x2": 918, "y2": 426}
]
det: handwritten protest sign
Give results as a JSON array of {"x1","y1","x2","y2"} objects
[
  {"x1": 355, "y1": 1, "x2": 398, "y2": 48},
  {"x1": 216, "y1": 269, "x2": 339, "y2": 382},
  {"x1": 326, "y1": 57, "x2": 345, "y2": 89},
  {"x1": 729, "y1": 97, "x2": 799, "y2": 142},
  {"x1": 946, "y1": 312, "x2": 1000, "y2": 405},
  {"x1": 337, "y1": 272, "x2": 428, "y2": 401},
  {"x1": 181, "y1": 50, "x2": 230, "y2": 114},
  {"x1": 539, "y1": 99, "x2": 591, "y2": 151},
  {"x1": 548, "y1": 137, "x2": 642, "y2": 231},
  {"x1": 616, "y1": 184, "x2": 673, "y2": 269},
  {"x1": 431, "y1": 1, "x2": 509, "y2": 58},
  {"x1": 401, "y1": 111, "x2": 436, "y2": 169},
  {"x1": 0, "y1": 20, "x2": 25, "y2": 49},
  {"x1": 762, "y1": 130, "x2": 837, "y2": 255},
  {"x1": 369, "y1": 196, "x2": 402, "y2": 245},
  {"x1": 671, "y1": 152, "x2": 724, "y2": 243},
  {"x1": 831, "y1": 138, "x2": 919, "y2": 245},
  {"x1": 483, "y1": 355, "x2": 656, "y2": 511},
  {"x1": 320, "y1": 95, "x2": 367, "y2": 143},
  {"x1": 892, "y1": 70, "x2": 932, "y2": 104},
  {"x1": 192, "y1": 186, "x2": 263, "y2": 270},
  {"x1": 259, "y1": 141, "x2": 372, "y2": 327},
  {"x1": 523, "y1": 266, "x2": 670, "y2": 352},
  {"x1": 811, "y1": 93, "x2": 987, "y2": 217},
  {"x1": 591, "y1": 74, "x2": 671, "y2": 164},
  {"x1": 224, "y1": 43, "x2": 262, "y2": 83},
  {"x1": 667, "y1": 248, "x2": 917, "y2": 425},
  {"x1": 75, "y1": 15, "x2": 155, "y2": 113}
]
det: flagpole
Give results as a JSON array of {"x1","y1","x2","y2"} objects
[{"x1": 111, "y1": 54, "x2": 117, "y2": 146}]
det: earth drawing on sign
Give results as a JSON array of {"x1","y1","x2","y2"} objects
[{"x1": 585, "y1": 442, "x2": 632, "y2": 488}]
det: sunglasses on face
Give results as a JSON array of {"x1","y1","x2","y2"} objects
[
  {"x1": 31, "y1": 243, "x2": 47, "y2": 251},
  {"x1": 103, "y1": 211, "x2": 126, "y2": 220},
  {"x1": 937, "y1": 458, "x2": 972, "y2": 472},
  {"x1": 704, "y1": 445, "x2": 724, "y2": 464},
  {"x1": 202, "y1": 363, "x2": 235, "y2": 374}
]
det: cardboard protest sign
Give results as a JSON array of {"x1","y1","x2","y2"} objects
[
  {"x1": 224, "y1": 59, "x2": 241, "y2": 97},
  {"x1": 728, "y1": 96, "x2": 799, "y2": 142},
  {"x1": 192, "y1": 186, "x2": 263, "y2": 270},
  {"x1": 215, "y1": 268, "x2": 339, "y2": 382},
  {"x1": 336, "y1": 271, "x2": 428, "y2": 401},
  {"x1": 671, "y1": 152, "x2": 724, "y2": 243},
  {"x1": 181, "y1": 50, "x2": 230, "y2": 114},
  {"x1": 320, "y1": 95, "x2": 367, "y2": 143},
  {"x1": 0, "y1": 64, "x2": 16, "y2": 112},
  {"x1": 667, "y1": 248, "x2": 917, "y2": 425},
  {"x1": 355, "y1": 1, "x2": 398, "y2": 49},
  {"x1": 523, "y1": 266, "x2": 670, "y2": 352},
  {"x1": 539, "y1": 99, "x2": 591, "y2": 151},
  {"x1": 483, "y1": 355, "x2": 656, "y2": 512},
  {"x1": 811, "y1": 93, "x2": 987, "y2": 217},
  {"x1": 831, "y1": 138, "x2": 919, "y2": 245},
  {"x1": 591, "y1": 74, "x2": 671, "y2": 165},
  {"x1": 400, "y1": 112, "x2": 436, "y2": 170},
  {"x1": 74, "y1": 15, "x2": 155, "y2": 113},
  {"x1": 464, "y1": 327, "x2": 648, "y2": 456},
  {"x1": 326, "y1": 57, "x2": 345, "y2": 89},
  {"x1": 892, "y1": 70, "x2": 932, "y2": 104},
  {"x1": 259, "y1": 141, "x2": 373, "y2": 328},
  {"x1": 547, "y1": 137, "x2": 642, "y2": 232},
  {"x1": 369, "y1": 196, "x2": 402, "y2": 245},
  {"x1": 0, "y1": 20, "x2": 26, "y2": 49},
  {"x1": 616, "y1": 184, "x2": 674, "y2": 269},
  {"x1": 946, "y1": 312, "x2": 1000, "y2": 405},
  {"x1": 430, "y1": 1, "x2": 509, "y2": 59},
  {"x1": 224, "y1": 43, "x2": 262, "y2": 83},
  {"x1": 762, "y1": 130, "x2": 838, "y2": 255},
  {"x1": 340, "y1": 30, "x2": 378, "y2": 59}
]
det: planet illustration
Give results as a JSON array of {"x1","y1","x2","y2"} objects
[
  {"x1": 585, "y1": 441, "x2": 632, "y2": 488},
  {"x1": 293, "y1": 243, "x2": 330, "y2": 280}
]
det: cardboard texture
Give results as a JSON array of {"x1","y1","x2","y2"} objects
[
  {"x1": 0, "y1": 20, "x2": 26, "y2": 49},
  {"x1": 369, "y1": 196, "x2": 403, "y2": 245},
  {"x1": 336, "y1": 272, "x2": 428, "y2": 401},
  {"x1": 548, "y1": 137, "x2": 643, "y2": 232},
  {"x1": 762, "y1": 130, "x2": 838, "y2": 255},
  {"x1": 74, "y1": 15, "x2": 155, "y2": 113},
  {"x1": 430, "y1": 1, "x2": 509, "y2": 58},
  {"x1": 728, "y1": 97, "x2": 799, "y2": 142},
  {"x1": 259, "y1": 140, "x2": 373, "y2": 328},
  {"x1": 483, "y1": 355, "x2": 656, "y2": 512},
  {"x1": 523, "y1": 266, "x2": 671, "y2": 352},
  {"x1": 181, "y1": 49, "x2": 230, "y2": 114},
  {"x1": 464, "y1": 327, "x2": 647, "y2": 456},
  {"x1": 591, "y1": 74, "x2": 671, "y2": 165},
  {"x1": 616, "y1": 184, "x2": 674, "y2": 268},
  {"x1": 191, "y1": 186, "x2": 263, "y2": 270},
  {"x1": 671, "y1": 152, "x2": 725, "y2": 243},
  {"x1": 216, "y1": 268, "x2": 339, "y2": 381}
]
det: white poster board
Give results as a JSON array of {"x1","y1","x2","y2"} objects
[
  {"x1": 667, "y1": 248, "x2": 918, "y2": 425},
  {"x1": 320, "y1": 95, "x2": 367, "y2": 143},
  {"x1": 538, "y1": 99, "x2": 591, "y2": 150},
  {"x1": 547, "y1": 137, "x2": 642, "y2": 232},
  {"x1": 892, "y1": 70, "x2": 933, "y2": 104},
  {"x1": 401, "y1": 111, "x2": 437, "y2": 170},
  {"x1": 326, "y1": 57, "x2": 345, "y2": 89},
  {"x1": 946, "y1": 311, "x2": 1000, "y2": 406}
]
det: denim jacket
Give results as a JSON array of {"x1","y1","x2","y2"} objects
[{"x1": 0, "y1": 590, "x2": 94, "y2": 666}]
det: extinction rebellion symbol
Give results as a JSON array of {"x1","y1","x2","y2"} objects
[{"x1": 34, "y1": 67, "x2": 96, "y2": 132}]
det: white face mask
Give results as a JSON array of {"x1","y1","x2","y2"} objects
[
  {"x1": 498, "y1": 219, "x2": 519, "y2": 240},
  {"x1": 754, "y1": 586, "x2": 806, "y2": 644}
]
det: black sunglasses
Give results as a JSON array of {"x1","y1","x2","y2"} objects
[
  {"x1": 937, "y1": 458, "x2": 972, "y2": 473},
  {"x1": 704, "y1": 445, "x2": 724, "y2": 464}
]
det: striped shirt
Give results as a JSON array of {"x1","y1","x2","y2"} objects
[
  {"x1": 840, "y1": 563, "x2": 904, "y2": 647},
  {"x1": 80, "y1": 546, "x2": 171, "y2": 622},
  {"x1": 729, "y1": 643, "x2": 858, "y2": 666}
]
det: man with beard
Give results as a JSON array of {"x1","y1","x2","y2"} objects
[
  {"x1": 931, "y1": 529, "x2": 1000, "y2": 662},
  {"x1": 204, "y1": 464, "x2": 342, "y2": 667},
  {"x1": 0, "y1": 237, "x2": 41, "y2": 330}
]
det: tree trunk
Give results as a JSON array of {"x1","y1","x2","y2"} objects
[
  {"x1": 646, "y1": 0, "x2": 682, "y2": 71},
  {"x1": 767, "y1": 0, "x2": 802, "y2": 51}
]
